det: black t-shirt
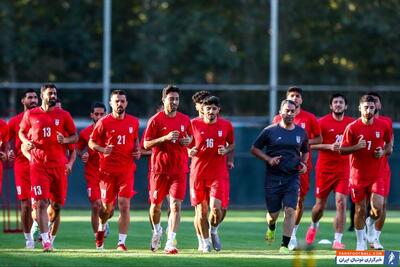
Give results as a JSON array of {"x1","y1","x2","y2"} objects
[{"x1": 253, "y1": 123, "x2": 309, "y2": 176}]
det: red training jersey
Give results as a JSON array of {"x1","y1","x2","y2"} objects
[
  {"x1": 0, "y1": 119, "x2": 9, "y2": 147},
  {"x1": 190, "y1": 117, "x2": 234, "y2": 180},
  {"x1": 376, "y1": 115, "x2": 393, "y2": 179},
  {"x1": 19, "y1": 107, "x2": 76, "y2": 168},
  {"x1": 77, "y1": 124, "x2": 100, "y2": 173},
  {"x1": 341, "y1": 118, "x2": 391, "y2": 182},
  {"x1": 144, "y1": 111, "x2": 192, "y2": 175},
  {"x1": 8, "y1": 112, "x2": 30, "y2": 165},
  {"x1": 315, "y1": 114, "x2": 355, "y2": 174},
  {"x1": 90, "y1": 113, "x2": 139, "y2": 172}
]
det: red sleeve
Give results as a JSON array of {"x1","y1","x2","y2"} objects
[
  {"x1": 186, "y1": 120, "x2": 193, "y2": 137},
  {"x1": 7, "y1": 118, "x2": 15, "y2": 141},
  {"x1": 384, "y1": 123, "x2": 391, "y2": 144},
  {"x1": 226, "y1": 122, "x2": 234, "y2": 144},
  {"x1": 135, "y1": 118, "x2": 139, "y2": 140},
  {"x1": 144, "y1": 117, "x2": 158, "y2": 141},
  {"x1": 67, "y1": 144, "x2": 76, "y2": 151},
  {"x1": 310, "y1": 115, "x2": 321, "y2": 137},
  {"x1": 0, "y1": 121, "x2": 9, "y2": 143},
  {"x1": 76, "y1": 131, "x2": 88, "y2": 151},
  {"x1": 341, "y1": 124, "x2": 354, "y2": 147},
  {"x1": 19, "y1": 111, "x2": 31, "y2": 133},
  {"x1": 139, "y1": 132, "x2": 145, "y2": 149},
  {"x1": 63, "y1": 112, "x2": 76, "y2": 136},
  {"x1": 90, "y1": 119, "x2": 104, "y2": 145}
]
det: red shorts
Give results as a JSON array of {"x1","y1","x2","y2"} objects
[
  {"x1": 350, "y1": 178, "x2": 383, "y2": 203},
  {"x1": 85, "y1": 168, "x2": 101, "y2": 202},
  {"x1": 30, "y1": 164, "x2": 68, "y2": 206},
  {"x1": 190, "y1": 176, "x2": 224, "y2": 207},
  {"x1": 315, "y1": 171, "x2": 349, "y2": 199},
  {"x1": 0, "y1": 163, "x2": 2, "y2": 196},
  {"x1": 149, "y1": 173, "x2": 187, "y2": 205},
  {"x1": 299, "y1": 171, "x2": 310, "y2": 198},
  {"x1": 221, "y1": 176, "x2": 230, "y2": 209},
  {"x1": 99, "y1": 167, "x2": 135, "y2": 204},
  {"x1": 372, "y1": 169, "x2": 391, "y2": 197},
  {"x1": 14, "y1": 160, "x2": 31, "y2": 200}
]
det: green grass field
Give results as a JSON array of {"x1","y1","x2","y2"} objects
[{"x1": 0, "y1": 210, "x2": 399, "y2": 267}]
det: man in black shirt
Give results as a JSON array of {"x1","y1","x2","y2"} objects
[{"x1": 251, "y1": 99, "x2": 309, "y2": 253}]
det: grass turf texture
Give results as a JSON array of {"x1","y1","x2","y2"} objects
[{"x1": 1, "y1": 210, "x2": 399, "y2": 267}]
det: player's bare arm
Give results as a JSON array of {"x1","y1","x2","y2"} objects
[
  {"x1": 339, "y1": 137, "x2": 366, "y2": 155},
  {"x1": 311, "y1": 141, "x2": 340, "y2": 152},
  {"x1": 144, "y1": 130, "x2": 179, "y2": 149},
  {"x1": 66, "y1": 148, "x2": 77, "y2": 175},
  {"x1": 217, "y1": 143, "x2": 235, "y2": 156},
  {"x1": 250, "y1": 146, "x2": 281, "y2": 166},
  {"x1": 57, "y1": 131, "x2": 78, "y2": 144},
  {"x1": 299, "y1": 152, "x2": 309, "y2": 174},
  {"x1": 188, "y1": 147, "x2": 198, "y2": 157},
  {"x1": 308, "y1": 135, "x2": 323, "y2": 145},
  {"x1": 227, "y1": 150, "x2": 235, "y2": 169},
  {"x1": 374, "y1": 141, "x2": 393, "y2": 158},
  {"x1": 88, "y1": 139, "x2": 113, "y2": 155},
  {"x1": 18, "y1": 128, "x2": 35, "y2": 151},
  {"x1": 179, "y1": 133, "x2": 193, "y2": 147},
  {"x1": 132, "y1": 138, "x2": 141, "y2": 160}
]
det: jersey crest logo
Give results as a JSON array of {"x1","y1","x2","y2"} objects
[
  {"x1": 296, "y1": 136, "x2": 301, "y2": 143},
  {"x1": 181, "y1": 125, "x2": 185, "y2": 132},
  {"x1": 55, "y1": 119, "x2": 60, "y2": 126},
  {"x1": 300, "y1": 123, "x2": 306, "y2": 129},
  {"x1": 376, "y1": 131, "x2": 380, "y2": 138},
  {"x1": 129, "y1": 127, "x2": 133, "y2": 134},
  {"x1": 218, "y1": 130, "x2": 223, "y2": 137}
]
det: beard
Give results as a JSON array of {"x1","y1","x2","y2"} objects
[
  {"x1": 333, "y1": 110, "x2": 344, "y2": 116},
  {"x1": 116, "y1": 106, "x2": 125, "y2": 114},
  {"x1": 28, "y1": 102, "x2": 38, "y2": 109},
  {"x1": 48, "y1": 98, "x2": 57, "y2": 107}
]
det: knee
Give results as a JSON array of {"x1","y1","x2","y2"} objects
[
  {"x1": 118, "y1": 201, "x2": 130, "y2": 213},
  {"x1": 37, "y1": 200, "x2": 48, "y2": 210},
  {"x1": 51, "y1": 203, "x2": 62, "y2": 213},
  {"x1": 336, "y1": 198, "x2": 346, "y2": 211},
  {"x1": 151, "y1": 204, "x2": 161, "y2": 214},
  {"x1": 92, "y1": 201, "x2": 102, "y2": 213},
  {"x1": 170, "y1": 202, "x2": 181, "y2": 214},
  {"x1": 355, "y1": 205, "x2": 366, "y2": 216},
  {"x1": 285, "y1": 207, "x2": 296, "y2": 217}
]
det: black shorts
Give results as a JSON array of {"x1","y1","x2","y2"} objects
[{"x1": 264, "y1": 174, "x2": 300, "y2": 213}]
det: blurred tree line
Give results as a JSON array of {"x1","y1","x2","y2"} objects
[{"x1": 1, "y1": 0, "x2": 400, "y2": 118}]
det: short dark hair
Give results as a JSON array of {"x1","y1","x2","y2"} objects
[
  {"x1": 366, "y1": 91, "x2": 381, "y2": 101},
  {"x1": 91, "y1": 102, "x2": 106, "y2": 113},
  {"x1": 329, "y1": 93, "x2": 347, "y2": 105},
  {"x1": 280, "y1": 99, "x2": 297, "y2": 109},
  {"x1": 359, "y1": 95, "x2": 376, "y2": 104},
  {"x1": 110, "y1": 90, "x2": 127, "y2": 98},
  {"x1": 21, "y1": 89, "x2": 36, "y2": 99},
  {"x1": 192, "y1": 90, "x2": 211, "y2": 104},
  {"x1": 286, "y1": 86, "x2": 303, "y2": 96},
  {"x1": 40, "y1": 83, "x2": 57, "y2": 93},
  {"x1": 202, "y1": 96, "x2": 220, "y2": 107},
  {"x1": 162, "y1": 85, "x2": 180, "y2": 99}
]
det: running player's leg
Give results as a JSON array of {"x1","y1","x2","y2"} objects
[
  {"x1": 209, "y1": 197, "x2": 223, "y2": 251},
  {"x1": 306, "y1": 197, "x2": 327, "y2": 245},
  {"x1": 332, "y1": 192, "x2": 347, "y2": 249},
  {"x1": 368, "y1": 193, "x2": 384, "y2": 249},
  {"x1": 354, "y1": 199, "x2": 367, "y2": 250}
]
